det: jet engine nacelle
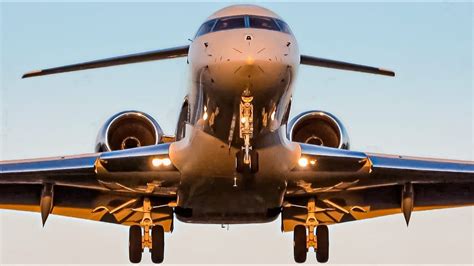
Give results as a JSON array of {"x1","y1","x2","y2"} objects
[
  {"x1": 288, "y1": 110, "x2": 350, "y2": 149},
  {"x1": 95, "y1": 111, "x2": 163, "y2": 152}
]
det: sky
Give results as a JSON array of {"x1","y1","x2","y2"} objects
[{"x1": 0, "y1": 1, "x2": 473, "y2": 264}]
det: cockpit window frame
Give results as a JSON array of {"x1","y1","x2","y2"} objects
[{"x1": 195, "y1": 15, "x2": 292, "y2": 38}]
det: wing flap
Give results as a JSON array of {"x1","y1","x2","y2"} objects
[
  {"x1": 282, "y1": 182, "x2": 473, "y2": 231},
  {"x1": 0, "y1": 184, "x2": 174, "y2": 230}
]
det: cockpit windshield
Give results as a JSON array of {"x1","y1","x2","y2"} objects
[
  {"x1": 195, "y1": 15, "x2": 292, "y2": 38},
  {"x1": 275, "y1": 19, "x2": 292, "y2": 34},
  {"x1": 195, "y1": 20, "x2": 217, "y2": 38},
  {"x1": 248, "y1": 16, "x2": 279, "y2": 31},
  {"x1": 213, "y1": 16, "x2": 246, "y2": 32}
]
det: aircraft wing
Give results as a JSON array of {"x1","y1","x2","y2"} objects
[
  {"x1": 283, "y1": 143, "x2": 474, "y2": 230},
  {"x1": 0, "y1": 144, "x2": 180, "y2": 230}
]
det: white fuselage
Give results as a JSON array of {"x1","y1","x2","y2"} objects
[{"x1": 168, "y1": 8, "x2": 302, "y2": 223}]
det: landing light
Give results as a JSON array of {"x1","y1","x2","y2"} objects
[
  {"x1": 270, "y1": 111, "x2": 276, "y2": 121},
  {"x1": 162, "y1": 158, "x2": 172, "y2": 166},
  {"x1": 298, "y1": 157, "x2": 308, "y2": 167},
  {"x1": 152, "y1": 158, "x2": 162, "y2": 167},
  {"x1": 203, "y1": 106, "x2": 208, "y2": 120},
  {"x1": 152, "y1": 158, "x2": 172, "y2": 168}
]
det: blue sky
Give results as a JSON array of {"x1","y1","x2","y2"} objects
[{"x1": 1, "y1": 1, "x2": 472, "y2": 264}]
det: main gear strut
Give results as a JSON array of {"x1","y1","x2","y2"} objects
[
  {"x1": 128, "y1": 198, "x2": 176, "y2": 264},
  {"x1": 286, "y1": 198, "x2": 330, "y2": 263}
]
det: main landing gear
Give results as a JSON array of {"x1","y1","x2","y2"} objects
[
  {"x1": 292, "y1": 198, "x2": 330, "y2": 263},
  {"x1": 128, "y1": 198, "x2": 165, "y2": 264}
]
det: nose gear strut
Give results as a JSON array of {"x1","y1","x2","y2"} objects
[{"x1": 236, "y1": 88, "x2": 259, "y2": 173}]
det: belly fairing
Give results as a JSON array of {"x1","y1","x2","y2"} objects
[{"x1": 169, "y1": 125, "x2": 300, "y2": 224}]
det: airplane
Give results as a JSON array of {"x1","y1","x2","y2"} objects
[{"x1": 1, "y1": 4, "x2": 473, "y2": 264}]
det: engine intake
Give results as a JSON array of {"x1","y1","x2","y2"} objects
[
  {"x1": 95, "y1": 111, "x2": 163, "y2": 152},
  {"x1": 288, "y1": 111, "x2": 349, "y2": 149}
]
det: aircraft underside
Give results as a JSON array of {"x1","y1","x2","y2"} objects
[{"x1": 172, "y1": 126, "x2": 290, "y2": 224}]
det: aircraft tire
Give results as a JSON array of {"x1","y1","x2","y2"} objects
[
  {"x1": 151, "y1": 225, "x2": 165, "y2": 263},
  {"x1": 316, "y1": 225, "x2": 329, "y2": 263},
  {"x1": 236, "y1": 150, "x2": 244, "y2": 172},
  {"x1": 129, "y1": 225, "x2": 142, "y2": 263},
  {"x1": 250, "y1": 150, "x2": 259, "y2": 173},
  {"x1": 293, "y1": 225, "x2": 307, "y2": 263}
]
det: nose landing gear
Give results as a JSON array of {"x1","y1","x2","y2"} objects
[
  {"x1": 236, "y1": 149, "x2": 259, "y2": 173},
  {"x1": 236, "y1": 87, "x2": 259, "y2": 173},
  {"x1": 290, "y1": 198, "x2": 330, "y2": 263}
]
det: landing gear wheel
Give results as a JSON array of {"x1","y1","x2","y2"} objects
[
  {"x1": 316, "y1": 225, "x2": 329, "y2": 263},
  {"x1": 236, "y1": 150, "x2": 245, "y2": 173},
  {"x1": 129, "y1": 225, "x2": 142, "y2": 263},
  {"x1": 293, "y1": 225, "x2": 307, "y2": 263},
  {"x1": 250, "y1": 150, "x2": 259, "y2": 173},
  {"x1": 151, "y1": 225, "x2": 165, "y2": 263},
  {"x1": 235, "y1": 150, "x2": 259, "y2": 173}
]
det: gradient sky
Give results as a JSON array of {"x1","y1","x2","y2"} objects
[{"x1": 1, "y1": 1, "x2": 473, "y2": 264}]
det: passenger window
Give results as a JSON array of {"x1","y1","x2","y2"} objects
[
  {"x1": 195, "y1": 20, "x2": 216, "y2": 38},
  {"x1": 249, "y1": 16, "x2": 280, "y2": 31},
  {"x1": 213, "y1": 16, "x2": 245, "y2": 32},
  {"x1": 275, "y1": 19, "x2": 292, "y2": 34}
]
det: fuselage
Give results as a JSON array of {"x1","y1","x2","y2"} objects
[{"x1": 168, "y1": 5, "x2": 302, "y2": 224}]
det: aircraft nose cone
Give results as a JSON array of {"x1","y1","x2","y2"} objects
[{"x1": 190, "y1": 31, "x2": 299, "y2": 95}]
